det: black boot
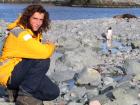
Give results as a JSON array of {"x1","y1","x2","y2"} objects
[
  {"x1": 16, "y1": 95, "x2": 44, "y2": 105},
  {"x1": 15, "y1": 90, "x2": 44, "y2": 105}
]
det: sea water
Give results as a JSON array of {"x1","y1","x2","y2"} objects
[{"x1": 0, "y1": 3, "x2": 140, "y2": 22}]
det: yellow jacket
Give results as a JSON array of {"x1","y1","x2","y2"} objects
[{"x1": 0, "y1": 19, "x2": 55, "y2": 87}]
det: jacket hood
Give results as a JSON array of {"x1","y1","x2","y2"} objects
[{"x1": 7, "y1": 16, "x2": 42, "y2": 40}]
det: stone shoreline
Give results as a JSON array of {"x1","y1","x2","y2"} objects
[
  {"x1": 0, "y1": 1, "x2": 140, "y2": 8},
  {"x1": 47, "y1": 18, "x2": 140, "y2": 105},
  {"x1": 0, "y1": 18, "x2": 140, "y2": 105}
]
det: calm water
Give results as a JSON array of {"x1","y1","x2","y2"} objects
[{"x1": 0, "y1": 3, "x2": 140, "y2": 22}]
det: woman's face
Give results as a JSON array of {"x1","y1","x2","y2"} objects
[{"x1": 29, "y1": 12, "x2": 44, "y2": 31}]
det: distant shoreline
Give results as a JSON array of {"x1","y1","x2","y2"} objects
[
  {"x1": 68, "y1": 5, "x2": 140, "y2": 8},
  {"x1": 0, "y1": 2, "x2": 140, "y2": 8}
]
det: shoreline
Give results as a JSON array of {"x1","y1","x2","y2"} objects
[
  {"x1": 48, "y1": 18, "x2": 140, "y2": 105},
  {"x1": 0, "y1": 2, "x2": 140, "y2": 8},
  {"x1": 0, "y1": 18, "x2": 140, "y2": 105}
]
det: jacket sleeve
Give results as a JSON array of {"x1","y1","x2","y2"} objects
[{"x1": 11, "y1": 31, "x2": 55, "y2": 59}]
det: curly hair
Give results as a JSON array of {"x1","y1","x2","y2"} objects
[{"x1": 18, "y1": 4, "x2": 50, "y2": 33}]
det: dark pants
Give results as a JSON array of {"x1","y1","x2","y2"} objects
[{"x1": 7, "y1": 58, "x2": 60, "y2": 101}]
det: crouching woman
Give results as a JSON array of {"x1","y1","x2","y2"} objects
[{"x1": 0, "y1": 4, "x2": 60, "y2": 105}]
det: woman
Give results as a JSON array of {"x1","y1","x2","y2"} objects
[{"x1": 0, "y1": 4, "x2": 60, "y2": 105}]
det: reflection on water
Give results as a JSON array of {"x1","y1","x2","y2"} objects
[
  {"x1": 100, "y1": 40, "x2": 131, "y2": 54},
  {"x1": 66, "y1": 79, "x2": 75, "y2": 90},
  {"x1": 0, "y1": 3, "x2": 140, "y2": 22}
]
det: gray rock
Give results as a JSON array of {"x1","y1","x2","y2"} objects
[
  {"x1": 50, "y1": 70, "x2": 75, "y2": 82},
  {"x1": 68, "y1": 102, "x2": 83, "y2": 105},
  {"x1": 123, "y1": 59, "x2": 140, "y2": 75},
  {"x1": 76, "y1": 68, "x2": 101, "y2": 86}
]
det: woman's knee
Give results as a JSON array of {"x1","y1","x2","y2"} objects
[
  {"x1": 36, "y1": 76, "x2": 60, "y2": 100},
  {"x1": 52, "y1": 84, "x2": 60, "y2": 99},
  {"x1": 44, "y1": 84, "x2": 60, "y2": 101}
]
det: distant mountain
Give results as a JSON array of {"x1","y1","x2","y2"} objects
[
  {"x1": 54, "y1": 0, "x2": 140, "y2": 7},
  {"x1": 0, "y1": 0, "x2": 140, "y2": 7}
]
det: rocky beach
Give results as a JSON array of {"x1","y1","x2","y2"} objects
[{"x1": 0, "y1": 17, "x2": 140, "y2": 105}]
